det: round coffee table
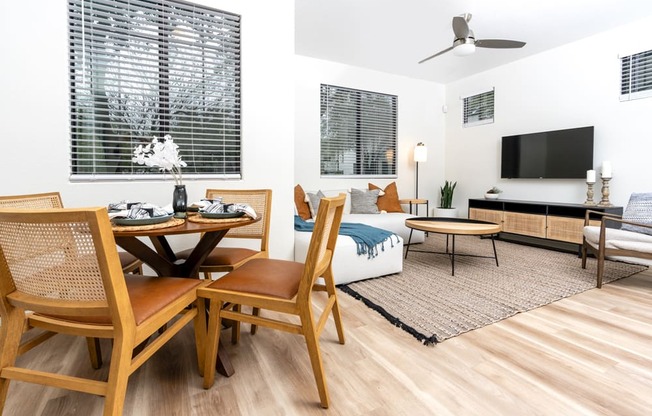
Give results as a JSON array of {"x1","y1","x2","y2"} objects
[{"x1": 404, "y1": 217, "x2": 502, "y2": 276}]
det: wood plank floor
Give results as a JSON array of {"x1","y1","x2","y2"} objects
[{"x1": 4, "y1": 269, "x2": 652, "y2": 415}]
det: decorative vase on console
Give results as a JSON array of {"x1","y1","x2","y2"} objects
[{"x1": 132, "y1": 134, "x2": 188, "y2": 218}]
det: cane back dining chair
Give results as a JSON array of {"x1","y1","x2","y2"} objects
[
  {"x1": 0, "y1": 192, "x2": 144, "y2": 369},
  {"x1": 0, "y1": 207, "x2": 206, "y2": 416},
  {"x1": 198, "y1": 194, "x2": 346, "y2": 409},
  {"x1": 176, "y1": 189, "x2": 272, "y2": 277},
  {"x1": 0, "y1": 192, "x2": 143, "y2": 275}
]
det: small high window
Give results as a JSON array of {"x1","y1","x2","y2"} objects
[
  {"x1": 462, "y1": 89, "x2": 494, "y2": 127},
  {"x1": 621, "y1": 49, "x2": 652, "y2": 101}
]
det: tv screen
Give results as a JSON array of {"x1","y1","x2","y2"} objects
[{"x1": 501, "y1": 126, "x2": 594, "y2": 179}]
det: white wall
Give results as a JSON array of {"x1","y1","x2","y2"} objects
[
  {"x1": 445, "y1": 16, "x2": 652, "y2": 214},
  {"x1": 0, "y1": 0, "x2": 296, "y2": 259},
  {"x1": 294, "y1": 56, "x2": 446, "y2": 212}
]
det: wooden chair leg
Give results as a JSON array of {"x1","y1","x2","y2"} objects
[
  {"x1": 0, "y1": 310, "x2": 26, "y2": 409},
  {"x1": 300, "y1": 307, "x2": 330, "y2": 409},
  {"x1": 323, "y1": 270, "x2": 345, "y2": 344},
  {"x1": 250, "y1": 307, "x2": 259, "y2": 335},
  {"x1": 195, "y1": 299, "x2": 207, "y2": 377},
  {"x1": 86, "y1": 337, "x2": 103, "y2": 369},
  {"x1": 230, "y1": 304, "x2": 241, "y2": 345},
  {"x1": 581, "y1": 241, "x2": 588, "y2": 269},
  {"x1": 103, "y1": 334, "x2": 135, "y2": 416},
  {"x1": 597, "y1": 254, "x2": 605, "y2": 288},
  {"x1": 203, "y1": 299, "x2": 223, "y2": 389}
]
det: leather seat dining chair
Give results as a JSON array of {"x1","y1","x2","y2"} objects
[
  {"x1": 0, "y1": 207, "x2": 206, "y2": 416},
  {"x1": 175, "y1": 189, "x2": 272, "y2": 341},
  {"x1": 198, "y1": 194, "x2": 346, "y2": 409},
  {"x1": 0, "y1": 192, "x2": 145, "y2": 369}
]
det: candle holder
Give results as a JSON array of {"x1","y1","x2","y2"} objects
[
  {"x1": 584, "y1": 182, "x2": 596, "y2": 205},
  {"x1": 598, "y1": 177, "x2": 612, "y2": 206}
]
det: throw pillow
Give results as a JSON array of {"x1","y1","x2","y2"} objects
[
  {"x1": 294, "y1": 184, "x2": 312, "y2": 220},
  {"x1": 305, "y1": 190, "x2": 325, "y2": 218},
  {"x1": 621, "y1": 192, "x2": 652, "y2": 236},
  {"x1": 369, "y1": 181, "x2": 404, "y2": 213},
  {"x1": 350, "y1": 188, "x2": 381, "y2": 214}
]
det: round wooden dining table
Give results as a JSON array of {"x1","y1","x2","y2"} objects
[
  {"x1": 112, "y1": 214, "x2": 260, "y2": 377},
  {"x1": 112, "y1": 215, "x2": 260, "y2": 279}
]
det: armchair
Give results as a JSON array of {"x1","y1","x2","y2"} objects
[{"x1": 581, "y1": 193, "x2": 652, "y2": 288}]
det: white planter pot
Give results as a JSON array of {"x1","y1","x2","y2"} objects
[
  {"x1": 484, "y1": 193, "x2": 500, "y2": 199},
  {"x1": 433, "y1": 207, "x2": 458, "y2": 218}
]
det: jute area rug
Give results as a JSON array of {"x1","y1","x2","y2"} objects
[{"x1": 338, "y1": 235, "x2": 647, "y2": 345}]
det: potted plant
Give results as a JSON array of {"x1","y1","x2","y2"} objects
[
  {"x1": 485, "y1": 186, "x2": 502, "y2": 200},
  {"x1": 434, "y1": 180, "x2": 458, "y2": 218}
]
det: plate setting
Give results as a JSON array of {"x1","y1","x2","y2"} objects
[
  {"x1": 198, "y1": 211, "x2": 245, "y2": 219},
  {"x1": 112, "y1": 214, "x2": 174, "y2": 226}
]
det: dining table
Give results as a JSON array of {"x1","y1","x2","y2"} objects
[{"x1": 112, "y1": 213, "x2": 260, "y2": 377}]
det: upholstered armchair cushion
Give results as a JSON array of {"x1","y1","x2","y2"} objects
[
  {"x1": 621, "y1": 192, "x2": 652, "y2": 236},
  {"x1": 583, "y1": 225, "x2": 652, "y2": 266}
]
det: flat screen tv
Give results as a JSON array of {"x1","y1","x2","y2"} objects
[{"x1": 501, "y1": 126, "x2": 594, "y2": 179}]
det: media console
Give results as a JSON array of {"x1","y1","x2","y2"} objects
[{"x1": 468, "y1": 198, "x2": 623, "y2": 247}]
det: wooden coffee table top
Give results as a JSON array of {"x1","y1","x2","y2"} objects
[{"x1": 405, "y1": 217, "x2": 501, "y2": 235}]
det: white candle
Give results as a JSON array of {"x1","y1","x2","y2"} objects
[
  {"x1": 601, "y1": 161, "x2": 612, "y2": 178},
  {"x1": 586, "y1": 170, "x2": 596, "y2": 183}
]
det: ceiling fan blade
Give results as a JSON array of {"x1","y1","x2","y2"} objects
[
  {"x1": 452, "y1": 16, "x2": 469, "y2": 39},
  {"x1": 418, "y1": 46, "x2": 455, "y2": 64},
  {"x1": 475, "y1": 39, "x2": 526, "y2": 49}
]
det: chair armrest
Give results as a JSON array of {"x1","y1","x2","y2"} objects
[
  {"x1": 583, "y1": 209, "x2": 622, "y2": 226},
  {"x1": 598, "y1": 216, "x2": 652, "y2": 231}
]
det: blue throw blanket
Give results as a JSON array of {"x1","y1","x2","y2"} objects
[{"x1": 294, "y1": 215, "x2": 398, "y2": 259}]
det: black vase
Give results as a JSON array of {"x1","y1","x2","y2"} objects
[{"x1": 172, "y1": 184, "x2": 187, "y2": 218}]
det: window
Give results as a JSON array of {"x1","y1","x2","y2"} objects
[
  {"x1": 320, "y1": 84, "x2": 397, "y2": 177},
  {"x1": 68, "y1": 0, "x2": 241, "y2": 180},
  {"x1": 462, "y1": 88, "x2": 494, "y2": 127},
  {"x1": 620, "y1": 49, "x2": 652, "y2": 101}
]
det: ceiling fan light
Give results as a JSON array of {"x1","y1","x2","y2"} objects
[{"x1": 453, "y1": 42, "x2": 476, "y2": 56}]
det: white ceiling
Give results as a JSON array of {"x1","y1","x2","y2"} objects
[{"x1": 295, "y1": 0, "x2": 652, "y2": 83}]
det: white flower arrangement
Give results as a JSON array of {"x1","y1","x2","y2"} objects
[{"x1": 132, "y1": 134, "x2": 187, "y2": 185}]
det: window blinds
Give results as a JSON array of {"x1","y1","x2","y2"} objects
[
  {"x1": 462, "y1": 89, "x2": 494, "y2": 127},
  {"x1": 68, "y1": 0, "x2": 241, "y2": 180},
  {"x1": 621, "y1": 49, "x2": 652, "y2": 101},
  {"x1": 320, "y1": 84, "x2": 397, "y2": 177}
]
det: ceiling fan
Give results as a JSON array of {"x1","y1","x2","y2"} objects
[{"x1": 418, "y1": 13, "x2": 526, "y2": 64}]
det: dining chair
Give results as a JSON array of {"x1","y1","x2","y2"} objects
[
  {"x1": 0, "y1": 192, "x2": 143, "y2": 275},
  {"x1": 0, "y1": 207, "x2": 206, "y2": 416},
  {"x1": 198, "y1": 194, "x2": 346, "y2": 409},
  {"x1": 175, "y1": 189, "x2": 272, "y2": 341},
  {"x1": 0, "y1": 192, "x2": 143, "y2": 369}
]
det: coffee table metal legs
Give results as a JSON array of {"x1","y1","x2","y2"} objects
[{"x1": 404, "y1": 233, "x2": 499, "y2": 276}]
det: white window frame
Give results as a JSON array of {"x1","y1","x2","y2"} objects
[
  {"x1": 320, "y1": 84, "x2": 398, "y2": 178},
  {"x1": 68, "y1": 0, "x2": 242, "y2": 181}
]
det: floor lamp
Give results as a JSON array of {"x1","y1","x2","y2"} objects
[
  {"x1": 414, "y1": 142, "x2": 427, "y2": 200},
  {"x1": 414, "y1": 142, "x2": 428, "y2": 215}
]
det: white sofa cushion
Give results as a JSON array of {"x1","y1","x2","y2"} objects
[
  {"x1": 583, "y1": 225, "x2": 652, "y2": 266},
  {"x1": 295, "y1": 231, "x2": 403, "y2": 285}
]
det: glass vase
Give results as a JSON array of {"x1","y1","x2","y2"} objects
[{"x1": 172, "y1": 184, "x2": 187, "y2": 218}]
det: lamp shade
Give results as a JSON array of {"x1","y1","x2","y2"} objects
[{"x1": 414, "y1": 142, "x2": 427, "y2": 162}]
